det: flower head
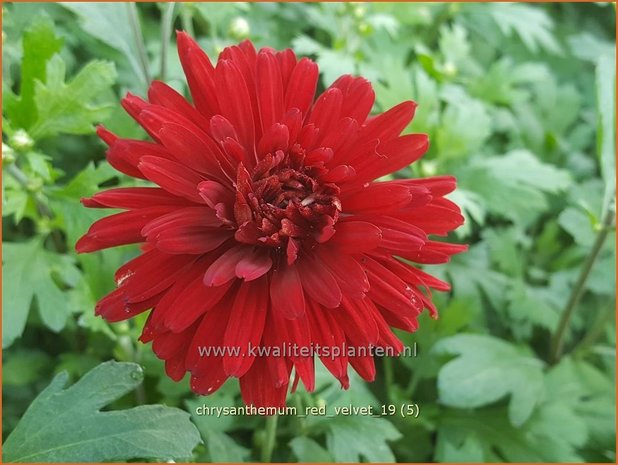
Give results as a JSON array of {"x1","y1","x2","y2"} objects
[{"x1": 77, "y1": 33, "x2": 466, "y2": 407}]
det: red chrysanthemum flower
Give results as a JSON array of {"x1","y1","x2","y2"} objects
[{"x1": 77, "y1": 33, "x2": 466, "y2": 408}]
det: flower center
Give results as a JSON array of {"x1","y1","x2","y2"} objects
[{"x1": 233, "y1": 146, "x2": 341, "y2": 252}]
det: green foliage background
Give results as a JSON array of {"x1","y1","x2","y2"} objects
[{"x1": 2, "y1": 2, "x2": 616, "y2": 463}]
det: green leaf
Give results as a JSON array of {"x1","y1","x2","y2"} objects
[
  {"x1": 2, "y1": 361, "x2": 201, "y2": 462},
  {"x1": 437, "y1": 405, "x2": 584, "y2": 462},
  {"x1": 3, "y1": 16, "x2": 63, "y2": 129},
  {"x1": 436, "y1": 92, "x2": 491, "y2": 160},
  {"x1": 204, "y1": 431, "x2": 250, "y2": 463},
  {"x1": 445, "y1": 243, "x2": 509, "y2": 309},
  {"x1": 289, "y1": 437, "x2": 333, "y2": 462},
  {"x1": 558, "y1": 206, "x2": 596, "y2": 247},
  {"x1": 29, "y1": 55, "x2": 116, "y2": 140},
  {"x1": 461, "y1": 150, "x2": 571, "y2": 224},
  {"x1": 596, "y1": 53, "x2": 616, "y2": 213},
  {"x1": 186, "y1": 392, "x2": 250, "y2": 463},
  {"x1": 436, "y1": 431, "x2": 484, "y2": 462},
  {"x1": 435, "y1": 334, "x2": 544, "y2": 426},
  {"x1": 3, "y1": 349, "x2": 52, "y2": 386},
  {"x1": 2, "y1": 239, "x2": 78, "y2": 348},
  {"x1": 490, "y1": 3, "x2": 561, "y2": 54},
  {"x1": 60, "y1": 2, "x2": 148, "y2": 87},
  {"x1": 326, "y1": 416, "x2": 401, "y2": 463}
]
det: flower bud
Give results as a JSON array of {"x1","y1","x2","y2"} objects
[
  {"x1": 2, "y1": 143, "x2": 16, "y2": 164},
  {"x1": 10, "y1": 129, "x2": 34, "y2": 152},
  {"x1": 229, "y1": 17, "x2": 250, "y2": 41}
]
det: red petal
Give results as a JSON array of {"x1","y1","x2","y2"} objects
[
  {"x1": 307, "y1": 88, "x2": 343, "y2": 145},
  {"x1": 334, "y1": 297, "x2": 379, "y2": 349},
  {"x1": 94, "y1": 288, "x2": 156, "y2": 322},
  {"x1": 141, "y1": 207, "x2": 221, "y2": 237},
  {"x1": 223, "y1": 276, "x2": 269, "y2": 377},
  {"x1": 257, "y1": 123, "x2": 289, "y2": 158},
  {"x1": 296, "y1": 255, "x2": 342, "y2": 309},
  {"x1": 157, "y1": 122, "x2": 232, "y2": 182},
  {"x1": 329, "y1": 221, "x2": 382, "y2": 254},
  {"x1": 235, "y1": 248, "x2": 273, "y2": 281},
  {"x1": 349, "y1": 355, "x2": 376, "y2": 382},
  {"x1": 239, "y1": 356, "x2": 288, "y2": 409},
  {"x1": 148, "y1": 80, "x2": 210, "y2": 131},
  {"x1": 363, "y1": 255, "x2": 424, "y2": 325},
  {"x1": 270, "y1": 263, "x2": 305, "y2": 319},
  {"x1": 257, "y1": 50, "x2": 285, "y2": 131},
  {"x1": 361, "y1": 100, "x2": 416, "y2": 142},
  {"x1": 165, "y1": 278, "x2": 234, "y2": 333},
  {"x1": 75, "y1": 206, "x2": 175, "y2": 253},
  {"x1": 285, "y1": 57, "x2": 319, "y2": 117},
  {"x1": 138, "y1": 156, "x2": 204, "y2": 203},
  {"x1": 215, "y1": 59, "x2": 256, "y2": 153},
  {"x1": 306, "y1": 301, "x2": 349, "y2": 388},
  {"x1": 203, "y1": 245, "x2": 249, "y2": 286},
  {"x1": 354, "y1": 134, "x2": 429, "y2": 184},
  {"x1": 340, "y1": 183, "x2": 413, "y2": 214},
  {"x1": 115, "y1": 250, "x2": 196, "y2": 303},
  {"x1": 316, "y1": 247, "x2": 369, "y2": 299},
  {"x1": 331, "y1": 75, "x2": 375, "y2": 124},
  {"x1": 152, "y1": 227, "x2": 232, "y2": 255},
  {"x1": 82, "y1": 187, "x2": 189, "y2": 209},
  {"x1": 176, "y1": 31, "x2": 219, "y2": 117},
  {"x1": 105, "y1": 138, "x2": 170, "y2": 180}
]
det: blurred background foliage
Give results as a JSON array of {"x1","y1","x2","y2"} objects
[{"x1": 1, "y1": 2, "x2": 616, "y2": 463}]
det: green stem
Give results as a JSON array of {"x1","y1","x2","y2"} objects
[
  {"x1": 261, "y1": 414, "x2": 278, "y2": 463},
  {"x1": 293, "y1": 393, "x2": 306, "y2": 434},
  {"x1": 180, "y1": 4, "x2": 195, "y2": 37},
  {"x1": 159, "y1": 2, "x2": 176, "y2": 81},
  {"x1": 127, "y1": 2, "x2": 151, "y2": 85},
  {"x1": 383, "y1": 357, "x2": 394, "y2": 402},
  {"x1": 550, "y1": 200, "x2": 615, "y2": 363},
  {"x1": 572, "y1": 301, "x2": 613, "y2": 356}
]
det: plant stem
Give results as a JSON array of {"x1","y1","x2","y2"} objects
[
  {"x1": 550, "y1": 200, "x2": 616, "y2": 363},
  {"x1": 383, "y1": 356, "x2": 394, "y2": 402},
  {"x1": 159, "y1": 2, "x2": 176, "y2": 81},
  {"x1": 261, "y1": 414, "x2": 278, "y2": 463},
  {"x1": 180, "y1": 4, "x2": 195, "y2": 37},
  {"x1": 127, "y1": 2, "x2": 151, "y2": 86}
]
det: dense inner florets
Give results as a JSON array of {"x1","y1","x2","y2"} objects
[{"x1": 233, "y1": 147, "x2": 341, "y2": 254}]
